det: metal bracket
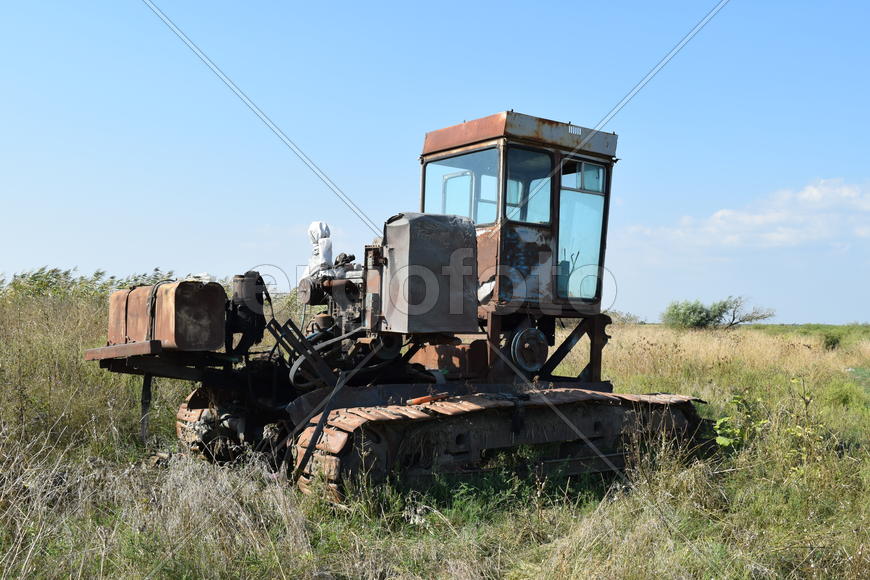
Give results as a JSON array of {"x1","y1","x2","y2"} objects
[
  {"x1": 140, "y1": 374, "x2": 153, "y2": 444},
  {"x1": 539, "y1": 314, "x2": 611, "y2": 381},
  {"x1": 291, "y1": 345, "x2": 381, "y2": 483},
  {"x1": 266, "y1": 318, "x2": 337, "y2": 388}
]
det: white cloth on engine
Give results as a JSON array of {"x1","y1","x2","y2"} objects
[{"x1": 307, "y1": 221, "x2": 333, "y2": 277}]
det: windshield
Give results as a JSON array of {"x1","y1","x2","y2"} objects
[{"x1": 423, "y1": 148, "x2": 499, "y2": 223}]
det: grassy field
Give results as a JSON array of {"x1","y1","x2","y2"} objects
[{"x1": 0, "y1": 276, "x2": 867, "y2": 578}]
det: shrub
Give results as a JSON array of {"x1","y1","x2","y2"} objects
[
  {"x1": 662, "y1": 296, "x2": 774, "y2": 329},
  {"x1": 605, "y1": 310, "x2": 644, "y2": 324},
  {"x1": 661, "y1": 300, "x2": 719, "y2": 328},
  {"x1": 0, "y1": 267, "x2": 173, "y2": 300},
  {"x1": 822, "y1": 332, "x2": 841, "y2": 350}
]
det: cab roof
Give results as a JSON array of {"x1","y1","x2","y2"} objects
[{"x1": 422, "y1": 111, "x2": 618, "y2": 158}]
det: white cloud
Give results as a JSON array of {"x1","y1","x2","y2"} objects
[{"x1": 626, "y1": 179, "x2": 870, "y2": 249}]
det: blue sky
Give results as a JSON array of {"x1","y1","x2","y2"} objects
[{"x1": 1, "y1": 1, "x2": 868, "y2": 323}]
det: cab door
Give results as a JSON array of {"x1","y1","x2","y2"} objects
[{"x1": 555, "y1": 158, "x2": 609, "y2": 302}]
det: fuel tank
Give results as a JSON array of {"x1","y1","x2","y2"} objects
[{"x1": 107, "y1": 281, "x2": 226, "y2": 351}]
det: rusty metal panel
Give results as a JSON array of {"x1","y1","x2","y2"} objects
[
  {"x1": 408, "y1": 340, "x2": 487, "y2": 379},
  {"x1": 384, "y1": 406, "x2": 432, "y2": 420},
  {"x1": 176, "y1": 405, "x2": 204, "y2": 424},
  {"x1": 619, "y1": 393, "x2": 702, "y2": 405},
  {"x1": 381, "y1": 213, "x2": 478, "y2": 334},
  {"x1": 122, "y1": 288, "x2": 150, "y2": 345},
  {"x1": 423, "y1": 112, "x2": 508, "y2": 155},
  {"x1": 463, "y1": 395, "x2": 515, "y2": 409},
  {"x1": 297, "y1": 426, "x2": 349, "y2": 454},
  {"x1": 318, "y1": 427, "x2": 348, "y2": 455},
  {"x1": 449, "y1": 399, "x2": 491, "y2": 412},
  {"x1": 326, "y1": 410, "x2": 370, "y2": 432},
  {"x1": 106, "y1": 281, "x2": 226, "y2": 351},
  {"x1": 525, "y1": 388, "x2": 613, "y2": 406},
  {"x1": 296, "y1": 426, "x2": 318, "y2": 448},
  {"x1": 423, "y1": 401, "x2": 471, "y2": 416},
  {"x1": 422, "y1": 112, "x2": 617, "y2": 158},
  {"x1": 365, "y1": 408, "x2": 406, "y2": 421},
  {"x1": 107, "y1": 289, "x2": 132, "y2": 345},
  {"x1": 504, "y1": 112, "x2": 617, "y2": 158},
  {"x1": 475, "y1": 225, "x2": 500, "y2": 309},
  {"x1": 347, "y1": 408, "x2": 401, "y2": 422},
  {"x1": 521, "y1": 388, "x2": 700, "y2": 408}
]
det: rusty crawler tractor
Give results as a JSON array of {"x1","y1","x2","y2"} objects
[{"x1": 86, "y1": 112, "x2": 702, "y2": 494}]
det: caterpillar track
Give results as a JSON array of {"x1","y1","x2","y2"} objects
[
  {"x1": 175, "y1": 389, "x2": 245, "y2": 462},
  {"x1": 293, "y1": 388, "x2": 702, "y2": 495}
]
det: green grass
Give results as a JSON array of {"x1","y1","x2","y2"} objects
[
  {"x1": 848, "y1": 366, "x2": 870, "y2": 388},
  {"x1": 0, "y1": 272, "x2": 868, "y2": 578},
  {"x1": 751, "y1": 322, "x2": 870, "y2": 348}
]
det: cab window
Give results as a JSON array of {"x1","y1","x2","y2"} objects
[
  {"x1": 423, "y1": 149, "x2": 498, "y2": 223},
  {"x1": 505, "y1": 147, "x2": 552, "y2": 224}
]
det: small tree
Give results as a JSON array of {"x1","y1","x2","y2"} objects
[{"x1": 662, "y1": 296, "x2": 773, "y2": 329}]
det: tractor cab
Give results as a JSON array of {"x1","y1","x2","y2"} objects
[{"x1": 420, "y1": 112, "x2": 617, "y2": 320}]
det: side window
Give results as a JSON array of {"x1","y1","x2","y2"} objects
[
  {"x1": 505, "y1": 147, "x2": 552, "y2": 224},
  {"x1": 561, "y1": 160, "x2": 605, "y2": 193},
  {"x1": 557, "y1": 159, "x2": 607, "y2": 300},
  {"x1": 583, "y1": 163, "x2": 605, "y2": 192}
]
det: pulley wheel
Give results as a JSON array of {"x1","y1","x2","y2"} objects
[{"x1": 510, "y1": 328, "x2": 549, "y2": 373}]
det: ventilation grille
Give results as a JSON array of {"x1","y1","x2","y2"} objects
[{"x1": 568, "y1": 125, "x2": 583, "y2": 135}]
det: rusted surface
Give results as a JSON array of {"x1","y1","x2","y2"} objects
[
  {"x1": 422, "y1": 111, "x2": 617, "y2": 158},
  {"x1": 106, "y1": 281, "x2": 226, "y2": 351},
  {"x1": 408, "y1": 340, "x2": 487, "y2": 379},
  {"x1": 325, "y1": 410, "x2": 371, "y2": 432},
  {"x1": 175, "y1": 393, "x2": 206, "y2": 441},
  {"x1": 297, "y1": 426, "x2": 349, "y2": 454},
  {"x1": 295, "y1": 387, "x2": 702, "y2": 492},
  {"x1": 475, "y1": 225, "x2": 500, "y2": 310},
  {"x1": 84, "y1": 340, "x2": 162, "y2": 361},
  {"x1": 347, "y1": 407, "x2": 404, "y2": 422},
  {"x1": 423, "y1": 112, "x2": 508, "y2": 156},
  {"x1": 504, "y1": 112, "x2": 617, "y2": 158},
  {"x1": 107, "y1": 289, "x2": 133, "y2": 346},
  {"x1": 389, "y1": 406, "x2": 432, "y2": 419}
]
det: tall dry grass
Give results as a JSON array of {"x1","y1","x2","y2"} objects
[{"x1": 0, "y1": 283, "x2": 867, "y2": 578}]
